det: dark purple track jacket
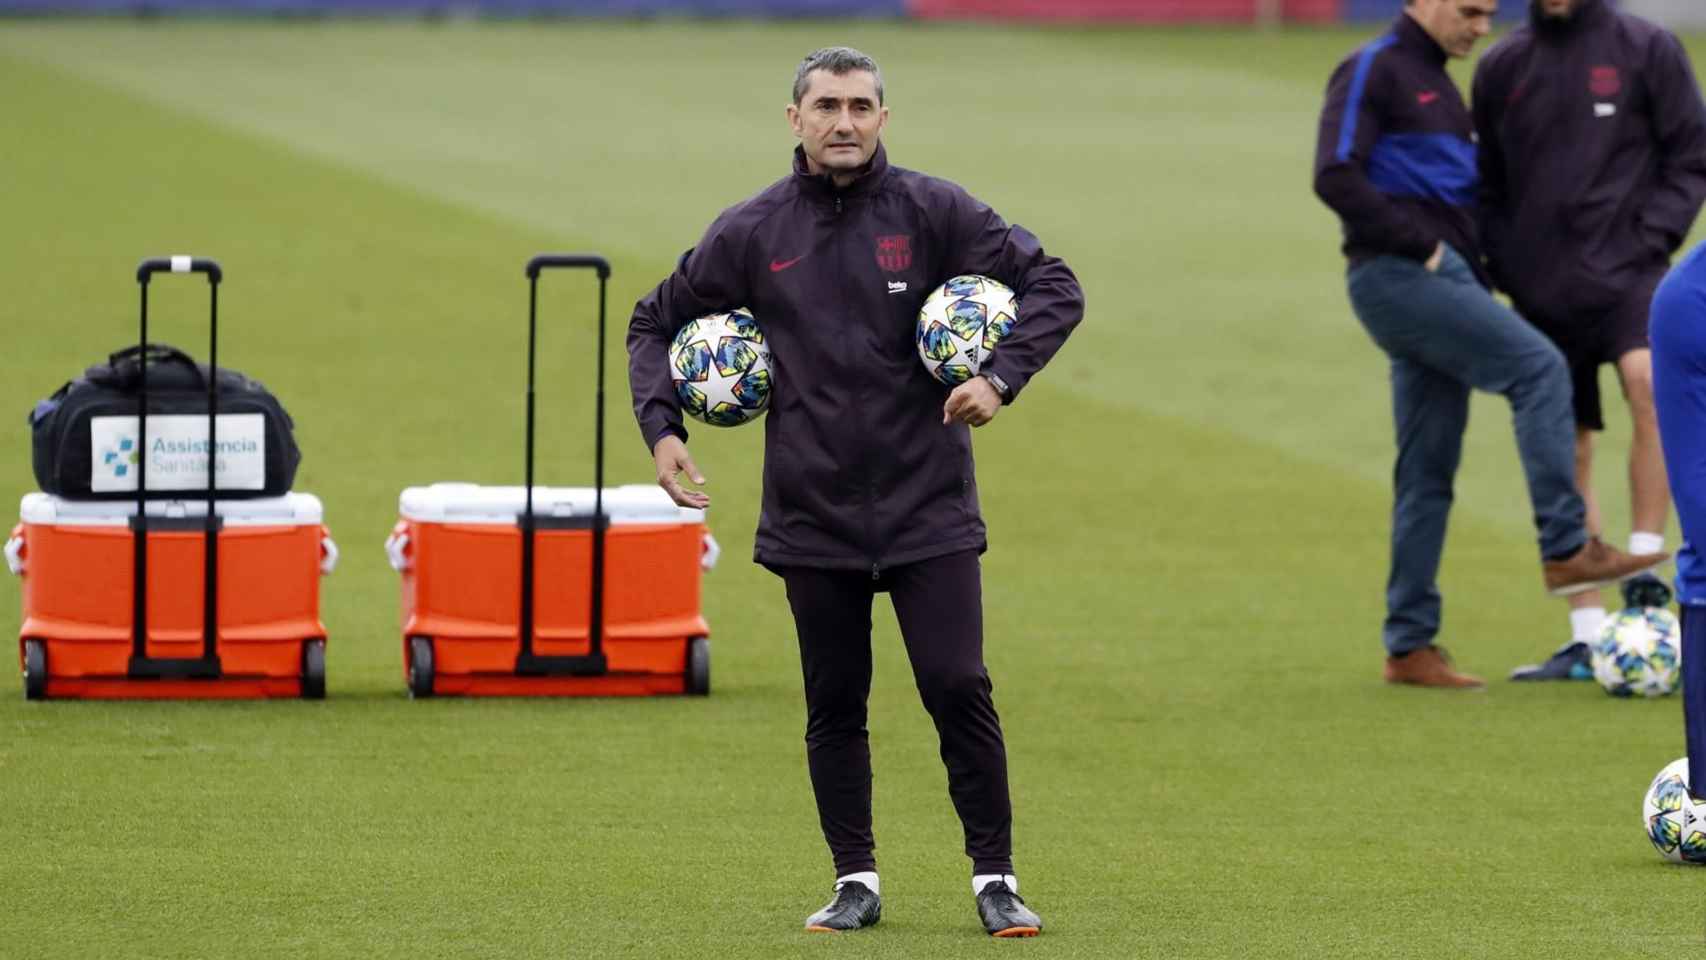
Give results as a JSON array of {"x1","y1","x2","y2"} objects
[
  {"x1": 628, "y1": 144, "x2": 1084, "y2": 573},
  {"x1": 1314, "y1": 15, "x2": 1488, "y2": 285},
  {"x1": 1473, "y1": 0, "x2": 1706, "y2": 321}
]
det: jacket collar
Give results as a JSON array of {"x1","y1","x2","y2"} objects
[
  {"x1": 1393, "y1": 13, "x2": 1449, "y2": 67},
  {"x1": 1531, "y1": 0, "x2": 1608, "y2": 37},
  {"x1": 792, "y1": 142, "x2": 889, "y2": 201}
]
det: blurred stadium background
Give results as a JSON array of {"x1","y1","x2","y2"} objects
[
  {"x1": 4, "y1": 1, "x2": 1706, "y2": 958},
  {"x1": 6, "y1": 0, "x2": 1699, "y2": 23}
]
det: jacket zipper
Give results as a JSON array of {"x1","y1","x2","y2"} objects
[{"x1": 830, "y1": 187, "x2": 879, "y2": 580}]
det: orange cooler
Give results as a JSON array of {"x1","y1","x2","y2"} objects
[
  {"x1": 387, "y1": 483, "x2": 714, "y2": 698},
  {"x1": 9, "y1": 492, "x2": 335, "y2": 700}
]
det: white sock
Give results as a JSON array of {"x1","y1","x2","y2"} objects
[
  {"x1": 1570, "y1": 606, "x2": 1606, "y2": 644},
  {"x1": 836, "y1": 871, "x2": 878, "y2": 895},
  {"x1": 973, "y1": 873, "x2": 1017, "y2": 895},
  {"x1": 1631, "y1": 531, "x2": 1666, "y2": 556}
]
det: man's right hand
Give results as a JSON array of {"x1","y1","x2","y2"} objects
[
  {"x1": 653, "y1": 435, "x2": 709, "y2": 509},
  {"x1": 1425, "y1": 242, "x2": 1445, "y2": 273}
]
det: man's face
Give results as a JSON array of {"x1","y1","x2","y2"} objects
[
  {"x1": 787, "y1": 69, "x2": 888, "y2": 176},
  {"x1": 1412, "y1": 0, "x2": 1497, "y2": 58},
  {"x1": 1534, "y1": 0, "x2": 1576, "y2": 18}
]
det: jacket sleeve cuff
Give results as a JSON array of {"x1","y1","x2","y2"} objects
[
  {"x1": 981, "y1": 360, "x2": 1028, "y2": 405},
  {"x1": 646, "y1": 422, "x2": 688, "y2": 452}
]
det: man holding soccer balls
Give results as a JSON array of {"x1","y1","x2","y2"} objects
[{"x1": 626, "y1": 47, "x2": 1083, "y2": 936}]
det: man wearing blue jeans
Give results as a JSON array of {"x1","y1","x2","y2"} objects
[{"x1": 1313, "y1": 0, "x2": 1668, "y2": 688}]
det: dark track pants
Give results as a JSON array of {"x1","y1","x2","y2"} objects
[
  {"x1": 777, "y1": 550, "x2": 1014, "y2": 877},
  {"x1": 1682, "y1": 608, "x2": 1706, "y2": 790}
]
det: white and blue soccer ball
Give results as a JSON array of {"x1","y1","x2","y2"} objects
[
  {"x1": 916, "y1": 275, "x2": 1017, "y2": 386},
  {"x1": 669, "y1": 309, "x2": 773, "y2": 427},
  {"x1": 1643, "y1": 757, "x2": 1706, "y2": 864},
  {"x1": 1591, "y1": 606, "x2": 1682, "y2": 697}
]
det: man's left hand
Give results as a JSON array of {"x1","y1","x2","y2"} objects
[{"x1": 943, "y1": 376, "x2": 1002, "y2": 427}]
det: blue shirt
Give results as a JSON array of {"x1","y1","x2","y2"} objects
[{"x1": 1651, "y1": 240, "x2": 1706, "y2": 604}]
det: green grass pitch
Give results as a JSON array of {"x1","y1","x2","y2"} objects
[{"x1": 2, "y1": 19, "x2": 1705, "y2": 958}]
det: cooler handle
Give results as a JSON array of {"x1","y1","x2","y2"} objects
[
  {"x1": 385, "y1": 525, "x2": 411, "y2": 573},
  {"x1": 701, "y1": 531, "x2": 720, "y2": 572},
  {"x1": 320, "y1": 528, "x2": 340, "y2": 576},
  {"x1": 4, "y1": 526, "x2": 23, "y2": 576}
]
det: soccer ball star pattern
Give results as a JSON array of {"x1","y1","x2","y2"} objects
[
  {"x1": 917, "y1": 275, "x2": 1017, "y2": 386},
  {"x1": 669, "y1": 309, "x2": 774, "y2": 427}
]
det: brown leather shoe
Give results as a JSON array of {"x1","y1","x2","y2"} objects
[
  {"x1": 1384, "y1": 645, "x2": 1485, "y2": 688},
  {"x1": 1541, "y1": 537, "x2": 1670, "y2": 596}
]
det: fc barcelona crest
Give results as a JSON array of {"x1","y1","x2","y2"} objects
[
  {"x1": 1590, "y1": 65, "x2": 1621, "y2": 98},
  {"x1": 876, "y1": 234, "x2": 912, "y2": 272}
]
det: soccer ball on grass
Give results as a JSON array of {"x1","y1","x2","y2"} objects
[
  {"x1": 1590, "y1": 606, "x2": 1681, "y2": 697},
  {"x1": 1643, "y1": 757, "x2": 1706, "y2": 864}
]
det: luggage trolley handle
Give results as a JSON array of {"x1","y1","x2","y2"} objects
[
  {"x1": 518, "y1": 254, "x2": 612, "y2": 677},
  {"x1": 136, "y1": 255, "x2": 225, "y2": 509},
  {"x1": 130, "y1": 256, "x2": 224, "y2": 678}
]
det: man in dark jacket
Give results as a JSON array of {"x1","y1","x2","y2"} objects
[
  {"x1": 1313, "y1": 0, "x2": 1668, "y2": 689},
  {"x1": 1474, "y1": 0, "x2": 1706, "y2": 681},
  {"x1": 626, "y1": 47, "x2": 1082, "y2": 937}
]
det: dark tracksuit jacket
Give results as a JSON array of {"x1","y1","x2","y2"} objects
[
  {"x1": 1473, "y1": 0, "x2": 1706, "y2": 323},
  {"x1": 628, "y1": 144, "x2": 1085, "y2": 574},
  {"x1": 1314, "y1": 14, "x2": 1488, "y2": 287}
]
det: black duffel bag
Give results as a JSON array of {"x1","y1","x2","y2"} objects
[{"x1": 28, "y1": 344, "x2": 301, "y2": 500}]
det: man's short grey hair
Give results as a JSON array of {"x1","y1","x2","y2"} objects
[{"x1": 792, "y1": 46, "x2": 884, "y2": 105}]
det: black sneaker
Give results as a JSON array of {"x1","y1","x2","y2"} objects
[
  {"x1": 804, "y1": 880, "x2": 880, "y2": 932},
  {"x1": 977, "y1": 880, "x2": 1041, "y2": 937},
  {"x1": 1508, "y1": 641, "x2": 1592, "y2": 681},
  {"x1": 1622, "y1": 572, "x2": 1674, "y2": 610}
]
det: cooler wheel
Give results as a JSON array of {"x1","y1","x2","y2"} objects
[
  {"x1": 301, "y1": 639, "x2": 327, "y2": 700},
  {"x1": 686, "y1": 635, "x2": 710, "y2": 696},
  {"x1": 23, "y1": 639, "x2": 46, "y2": 701},
  {"x1": 408, "y1": 636, "x2": 434, "y2": 699}
]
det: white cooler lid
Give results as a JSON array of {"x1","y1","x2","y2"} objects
[
  {"x1": 398, "y1": 483, "x2": 702, "y2": 525},
  {"x1": 20, "y1": 492, "x2": 324, "y2": 527}
]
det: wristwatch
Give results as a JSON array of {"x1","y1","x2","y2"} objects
[{"x1": 980, "y1": 371, "x2": 1013, "y2": 405}]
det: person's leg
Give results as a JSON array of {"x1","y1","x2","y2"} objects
[
  {"x1": 1344, "y1": 253, "x2": 1503, "y2": 685},
  {"x1": 1382, "y1": 354, "x2": 1471, "y2": 657},
  {"x1": 1611, "y1": 274, "x2": 1672, "y2": 551},
  {"x1": 1574, "y1": 427, "x2": 1604, "y2": 548},
  {"x1": 1556, "y1": 425, "x2": 1607, "y2": 669},
  {"x1": 1684, "y1": 607, "x2": 1706, "y2": 791},
  {"x1": 1523, "y1": 306, "x2": 1657, "y2": 678},
  {"x1": 1649, "y1": 271, "x2": 1706, "y2": 790},
  {"x1": 1350, "y1": 247, "x2": 1587, "y2": 563},
  {"x1": 1567, "y1": 424, "x2": 1609, "y2": 618},
  {"x1": 779, "y1": 566, "x2": 879, "y2": 879},
  {"x1": 1618, "y1": 348, "x2": 1671, "y2": 542},
  {"x1": 886, "y1": 551, "x2": 1041, "y2": 937},
  {"x1": 1513, "y1": 345, "x2": 1607, "y2": 679},
  {"x1": 884, "y1": 550, "x2": 1013, "y2": 877}
]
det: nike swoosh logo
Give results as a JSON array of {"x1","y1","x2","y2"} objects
[{"x1": 770, "y1": 255, "x2": 806, "y2": 273}]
